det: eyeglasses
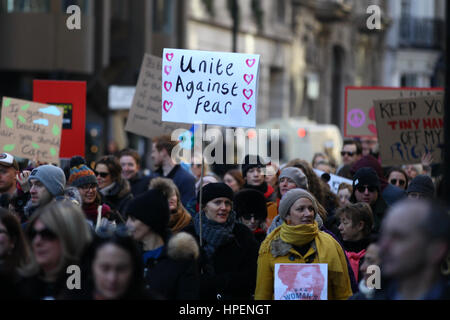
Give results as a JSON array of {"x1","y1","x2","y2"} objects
[
  {"x1": 390, "y1": 179, "x2": 406, "y2": 187},
  {"x1": 356, "y1": 185, "x2": 377, "y2": 193},
  {"x1": 28, "y1": 228, "x2": 58, "y2": 241},
  {"x1": 341, "y1": 151, "x2": 355, "y2": 157},
  {"x1": 95, "y1": 171, "x2": 110, "y2": 178},
  {"x1": 79, "y1": 184, "x2": 97, "y2": 191}
]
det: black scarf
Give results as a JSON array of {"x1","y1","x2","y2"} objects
[
  {"x1": 243, "y1": 181, "x2": 268, "y2": 194},
  {"x1": 193, "y1": 211, "x2": 236, "y2": 259}
]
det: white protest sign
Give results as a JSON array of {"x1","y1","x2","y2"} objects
[
  {"x1": 161, "y1": 49, "x2": 260, "y2": 128},
  {"x1": 274, "y1": 264, "x2": 328, "y2": 300},
  {"x1": 314, "y1": 169, "x2": 353, "y2": 194}
]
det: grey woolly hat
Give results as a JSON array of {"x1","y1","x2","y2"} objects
[
  {"x1": 279, "y1": 167, "x2": 308, "y2": 190},
  {"x1": 28, "y1": 165, "x2": 66, "y2": 197},
  {"x1": 407, "y1": 175, "x2": 435, "y2": 198},
  {"x1": 278, "y1": 188, "x2": 318, "y2": 221}
]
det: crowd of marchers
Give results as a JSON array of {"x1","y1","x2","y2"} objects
[{"x1": 0, "y1": 135, "x2": 449, "y2": 300}]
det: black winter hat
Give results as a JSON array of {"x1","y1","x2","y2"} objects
[
  {"x1": 241, "y1": 154, "x2": 266, "y2": 178},
  {"x1": 233, "y1": 189, "x2": 268, "y2": 220},
  {"x1": 407, "y1": 175, "x2": 435, "y2": 198},
  {"x1": 126, "y1": 189, "x2": 170, "y2": 238},
  {"x1": 199, "y1": 182, "x2": 234, "y2": 206},
  {"x1": 352, "y1": 167, "x2": 380, "y2": 192}
]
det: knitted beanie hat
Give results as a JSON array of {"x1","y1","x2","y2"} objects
[
  {"x1": 199, "y1": 182, "x2": 234, "y2": 206},
  {"x1": 233, "y1": 189, "x2": 268, "y2": 220},
  {"x1": 241, "y1": 154, "x2": 266, "y2": 178},
  {"x1": 126, "y1": 189, "x2": 170, "y2": 238},
  {"x1": 68, "y1": 164, "x2": 98, "y2": 188},
  {"x1": 279, "y1": 167, "x2": 308, "y2": 190},
  {"x1": 407, "y1": 175, "x2": 435, "y2": 198},
  {"x1": 28, "y1": 165, "x2": 66, "y2": 197},
  {"x1": 352, "y1": 167, "x2": 380, "y2": 191},
  {"x1": 278, "y1": 188, "x2": 318, "y2": 221}
]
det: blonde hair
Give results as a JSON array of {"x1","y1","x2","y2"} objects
[{"x1": 22, "y1": 200, "x2": 93, "y2": 278}]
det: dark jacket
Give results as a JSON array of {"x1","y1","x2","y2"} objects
[
  {"x1": 183, "y1": 222, "x2": 259, "y2": 300},
  {"x1": 100, "y1": 179, "x2": 133, "y2": 220},
  {"x1": 17, "y1": 271, "x2": 69, "y2": 300},
  {"x1": 152, "y1": 165, "x2": 196, "y2": 207},
  {"x1": 243, "y1": 182, "x2": 277, "y2": 202},
  {"x1": 353, "y1": 279, "x2": 450, "y2": 300},
  {"x1": 129, "y1": 172, "x2": 152, "y2": 197},
  {"x1": 143, "y1": 232, "x2": 200, "y2": 300}
]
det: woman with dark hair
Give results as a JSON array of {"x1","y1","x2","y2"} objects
[
  {"x1": 0, "y1": 208, "x2": 31, "y2": 279},
  {"x1": 64, "y1": 226, "x2": 151, "y2": 300},
  {"x1": 183, "y1": 183, "x2": 259, "y2": 300},
  {"x1": 126, "y1": 189, "x2": 200, "y2": 300},
  {"x1": 68, "y1": 164, "x2": 115, "y2": 228},
  {"x1": 95, "y1": 155, "x2": 133, "y2": 220},
  {"x1": 386, "y1": 167, "x2": 409, "y2": 191}
]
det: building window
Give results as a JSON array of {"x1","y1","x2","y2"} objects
[
  {"x1": 153, "y1": 0, "x2": 173, "y2": 34},
  {"x1": 400, "y1": 73, "x2": 418, "y2": 87},
  {"x1": 276, "y1": 0, "x2": 286, "y2": 23},
  {"x1": 62, "y1": 0, "x2": 89, "y2": 15},
  {"x1": 401, "y1": 0, "x2": 411, "y2": 17},
  {"x1": 0, "y1": 0, "x2": 50, "y2": 13}
]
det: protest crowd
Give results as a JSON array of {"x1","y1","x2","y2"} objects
[{"x1": 0, "y1": 132, "x2": 449, "y2": 301}]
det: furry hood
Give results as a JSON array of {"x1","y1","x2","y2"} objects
[{"x1": 167, "y1": 232, "x2": 200, "y2": 260}]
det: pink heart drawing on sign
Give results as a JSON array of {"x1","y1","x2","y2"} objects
[
  {"x1": 242, "y1": 103, "x2": 252, "y2": 115},
  {"x1": 368, "y1": 124, "x2": 377, "y2": 135},
  {"x1": 243, "y1": 74, "x2": 254, "y2": 85},
  {"x1": 243, "y1": 89, "x2": 253, "y2": 100},
  {"x1": 164, "y1": 65, "x2": 172, "y2": 75},
  {"x1": 246, "y1": 59, "x2": 256, "y2": 68},
  {"x1": 369, "y1": 106, "x2": 376, "y2": 121},
  {"x1": 163, "y1": 101, "x2": 173, "y2": 113},
  {"x1": 166, "y1": 53, "x2": 174, "y2": 62},
  {"x1": 164, "y1": 81, "x2": 172, "y2": 92}
]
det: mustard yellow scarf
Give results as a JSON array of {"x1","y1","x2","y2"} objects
[{"x1": 280, "y1": 221, "x2": 319, "y2": 247}]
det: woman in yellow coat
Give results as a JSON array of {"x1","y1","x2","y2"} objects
[{"x1": 255, "y1": 188, "x2": 352, "y2": 300}]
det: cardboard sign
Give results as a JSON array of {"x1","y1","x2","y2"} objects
[
  {"x1": 274, "y1": 264, "x2": 328, "y2": 300},
  {"x1": 162, "y1": 49, "x2": 260, "y2": 128},
  {"x1": 374, "y1": 95, "x2": 443, "y2": 166},
  {"x1": 33, "y1": 80, "x2": 86, "y2": 158},
  {"x1": 345, "y1": 87, "x2": 443, "y2": 138},
  {"x1": 313, "y1": 169, "x2": 353, "y2": 194},
  {"x1": 125, "y1": 54, "x2": 189, "y2": 138},
  {"x1": 0, "y1": 97, "x2": 63, "y2": 163}
]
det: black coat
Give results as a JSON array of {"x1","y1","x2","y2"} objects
[
  {"x1": 129, "y1": 172, "x2": 151, "y2": 197},
  {"x1": 183, "y1": 222, "x2": 259, "y2": 300},
  {"x1": 143, "y1": 232, "x2": 200, "y2": 300},
  {"x1": 100, "y1": 179, "x2": 133, "y2": 220}
]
